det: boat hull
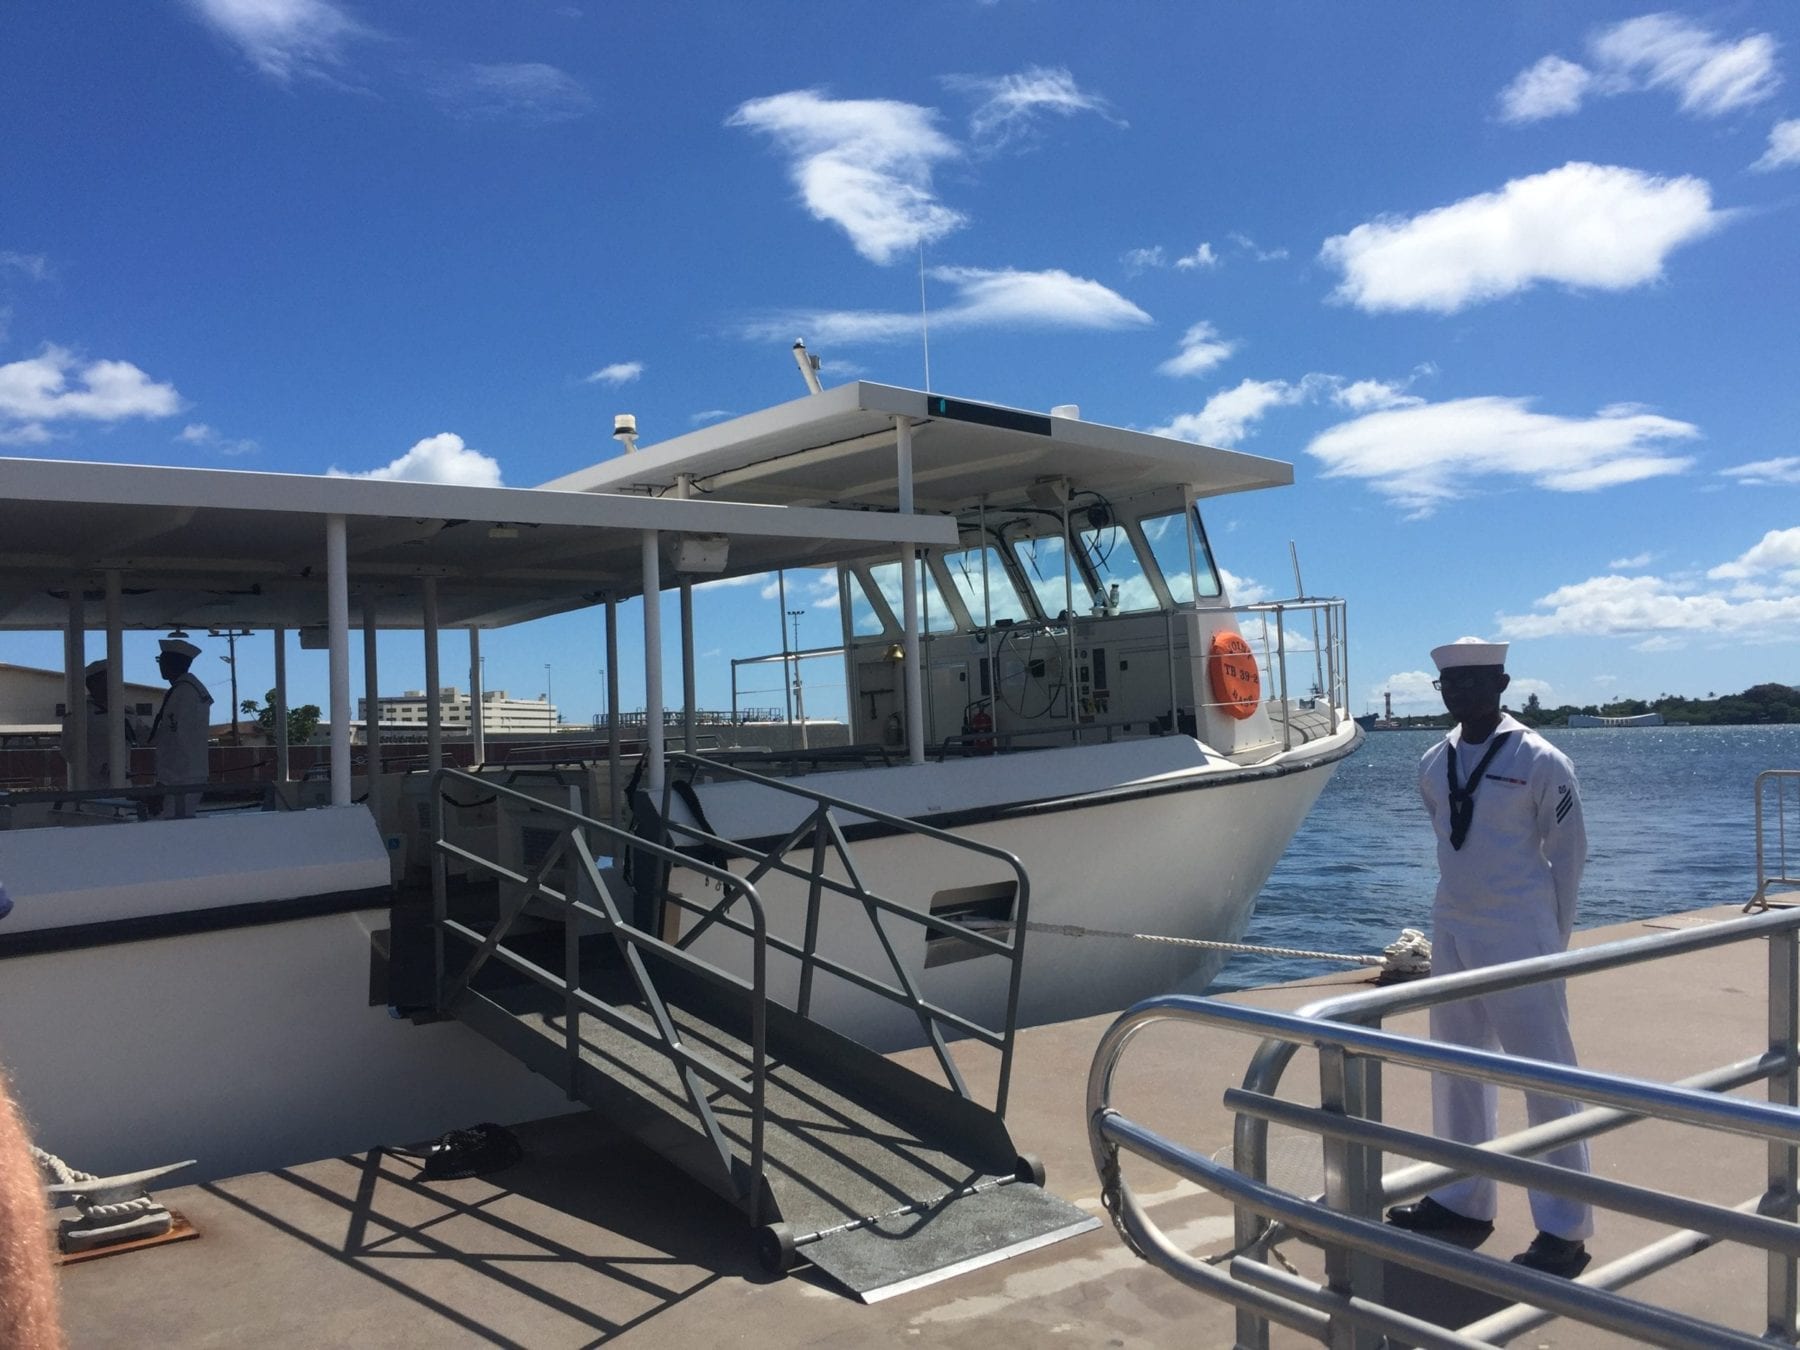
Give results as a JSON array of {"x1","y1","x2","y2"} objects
[{"x1": 668, "y1": 732, "x2": 1355, "y2": 1050}]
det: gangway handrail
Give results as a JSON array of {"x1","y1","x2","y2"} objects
[
  {"x1": 1087, "y1": 906, "x2": 1800, "y2": 1348},
  {"x1": 657, "y1": 749, "x2": 1032, "y2": 1116},
  {"x1": 429, "y1": 766, "x2": 774, "y2": 1219},
  {"x1": 1752, "y1": 770, "x2": 1800, "y2": 910}
]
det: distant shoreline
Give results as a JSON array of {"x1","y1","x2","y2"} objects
[{"x1": 1364, "y1": 682, "x2": 1800, "y2": 730}]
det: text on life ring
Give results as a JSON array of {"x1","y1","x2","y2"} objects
[{"x1": 1208, "y1": 632, "x2": 1261, "y2": 720}]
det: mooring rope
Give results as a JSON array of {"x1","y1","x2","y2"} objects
[
  {"x1": 31, "y1": 1146, "x2": 160, "y2": 1222},
  {"x1": 966, "y1": 918, "x2": 1433, "y2": 975}
]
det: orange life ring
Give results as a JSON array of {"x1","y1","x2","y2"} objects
[{"x1": 1207, "y1": 631, "x2": 1261, "y2": 720}]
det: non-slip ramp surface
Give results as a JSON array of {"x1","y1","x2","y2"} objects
[{"x1": 804, "y1": 1179, "x2": 1098, "y2": 1303}]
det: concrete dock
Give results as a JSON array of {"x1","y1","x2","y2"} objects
[{"x1": 55, "y1": 903, "x2": 1785, "y2": 1347}]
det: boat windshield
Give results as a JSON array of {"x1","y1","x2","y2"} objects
[
  {"x1": 1010, "y1": 533, "x2": 1079, "y2": 620},
  {"x1": 862, "y1": 559, "x2": 959, "y2": 633},
  {"x1": 1078, "y1": 524, "x2": 1159, "y2": 613},
  {"x1": 941, "y1": 546, "x2": 1030, "y2": 627},
  {"x1": 1140, "y1": 508, "x2": 1223, "y2": 603}
]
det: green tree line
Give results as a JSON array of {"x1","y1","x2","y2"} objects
[{"x1": 1512, "y1": 682, "x2": 1800, "y2": 728}]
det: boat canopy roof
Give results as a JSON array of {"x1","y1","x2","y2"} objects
[
  {"x1": 0, "y1": 456, "x2": 953, "y2": 632},
  {"x1": 540, "y1": 382, "x2": 1293, "y2": 513}
]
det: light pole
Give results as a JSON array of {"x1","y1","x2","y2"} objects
[
  {"x1": 787, "y1": 609, "x2": 808, "y2": 749},
  {"x1": 544, "y1": 663, "x2": 554, "y2": 734},
  {"x1": 209, "y1": 627, "x2": 253, "y2": 745}
]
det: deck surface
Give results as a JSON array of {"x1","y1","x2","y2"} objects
[{"x1": 54, "y1": 902, "x2": 1790, "y2": 1347}]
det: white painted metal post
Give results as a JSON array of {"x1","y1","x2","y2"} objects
[
  {"x1": 468, "y1": 628, "x2": 486, "y2": 765},
  {"x1": 272, "y1": 626, "x2": 290, "y2": 783},
  {"x1": 676, "y1": 474, "x2": 697, "y2": 756},
  {"x1": 104, "y1": 570, "x2": 125, "y2": 788},
  {"x1": 66, "y1": 580, "x2": 87, "y2": 790},
  {"x1": 362, "y1": 600, "x2": 383, "y2": 819},
  {"x1": 895, "y1": 417, "x2": 924, "y2": 765},
  {"x1": 605, "y1": 594, "x2": 621, "y2": 823},
  {"x1": 422, "y1": 577, "x2": 442, "y2": 772},
  {"x1": 325, "y1": 514, "x2": 352, "y2": 807},
  {"x1": 641, "y1": 531, "x2": 665, "y2": 791}
]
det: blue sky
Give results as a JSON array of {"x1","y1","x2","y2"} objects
[{"x1": 3, "y1": 2, "x2": 1798, "y2": 723}]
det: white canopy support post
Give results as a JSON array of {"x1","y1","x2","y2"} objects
[
  {"x1": 676, "y1": 474, "x2": 697, "y2": 757},
  {"x1": 777, "y1": 569, "x2": 793, "y2": 723},
  {"x1": 604, "y1": 593, "x2": 621, "y2": 824},
  {"x1": 641, "y1": 530, "x2": 665, "y2": 792},
  {"x1": 362, "y1": 599, "x2": 383, "y2": 822},
  {"x1": 468, "y1": 627, "x2": 486, "y2": 766},
  {"x1": 1062, "y1": 494, "x2": 1077, "y2": 735},
  {"x1": 272, "y1": 626, "x2": 290, "y2": 783},
  {"x1": 65, "y1": 579, "x2": 86, "y2": 790},
  {"x1": 325, "y1": 514, "x2": 352, "y2": 807},
  {"x1": 895, "y1": 416, "x2": 924, "y2": 765},
  {"x1": 104, "y1": 570, "x2": 125, "y2": 788},
  {"x1": 421, "y1": 576, "x2": 442, "y2": 773},
  {"x1": 979, "y1": 496, "x2": 997, "y2": 750}
]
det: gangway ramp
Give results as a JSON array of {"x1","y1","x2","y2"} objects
[{"x1": 422, "y1": 765, "x2": 1097, "y2": 1301}]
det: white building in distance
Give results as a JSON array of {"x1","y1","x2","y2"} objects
[{"x1": 358, "y1": 686, "x2": 559, "y2": 733}]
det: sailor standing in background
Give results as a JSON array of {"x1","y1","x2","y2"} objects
[
  {"x1": 1385, "y1": 636, "x2": 1594, "y2": 1278},
  {"x1": 148, "y1": 637, "x2": 213, "y2": 819},
  {"x1": 60, "y1": 659, "x2": 136, "y2": 789}
]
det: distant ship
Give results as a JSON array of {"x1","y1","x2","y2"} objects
[
  {"x1": 1355, "y1": 690, "x2": 1402, "y2": 730},
  {"x1": 1567, "y1": 711, "x2": 1665, "y2": 728}
]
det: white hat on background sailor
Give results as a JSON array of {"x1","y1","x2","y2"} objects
[
  {"x1": 1431, "y1": 636, "x2": 1508, "y2": 671},
  {"x1": 158, "y1": 637, "x2": 201, "y2": 660}
]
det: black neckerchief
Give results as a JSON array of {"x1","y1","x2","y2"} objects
[{"x1": 1446, "y1": 730, "x2": 1512, "y2": 851}]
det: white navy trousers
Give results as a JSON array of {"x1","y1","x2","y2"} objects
[{"x1": 1426, "y1": 917, "x2": 1594, "y2": 1239}]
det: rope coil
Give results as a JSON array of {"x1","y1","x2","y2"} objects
[{"x1": 32, "y1": 1147, "x2": 164, "y2": 1222}]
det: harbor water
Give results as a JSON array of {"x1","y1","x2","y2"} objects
[{"x1": 1211, "y1": 723, "x2": 1800, "y2": 992}]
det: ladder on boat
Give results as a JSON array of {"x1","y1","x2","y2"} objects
[{"x1": 406, "y1": 764, "x2": 1095, "y2": 1302}]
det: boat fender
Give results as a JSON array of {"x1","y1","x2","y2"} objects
[{"x1": 1207, "y1": 631, "x2": 1261, "y2": 720}]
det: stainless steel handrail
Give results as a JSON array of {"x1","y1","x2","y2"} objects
[
  {"x1": 1087, "y1": 907, "x2": 1800, "y2": 1349},
  {"x1": 430, "y1": 766, "x2": 772, "y2": 1217},
  {"x1": 658, "y1": 750, "x2": 1033, "y2": 1116},
  {"x1": 1753, "y1": 770, "x2": 1800, "y2": 911}
]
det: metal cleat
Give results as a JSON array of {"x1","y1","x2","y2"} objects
[{"x1": 43, "y1": 1158, "x2": 195, "y2": 1254}]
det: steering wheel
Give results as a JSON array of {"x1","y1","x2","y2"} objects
[{"x1": 996, "y1": 624, "x2": 1067, "y2": 721}]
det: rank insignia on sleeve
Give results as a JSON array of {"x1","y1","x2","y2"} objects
[{"x1": 1556, "y1": 784, "x2": 1573, "y2": 823}]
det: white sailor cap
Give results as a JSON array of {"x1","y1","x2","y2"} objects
[
  {"x1": 83, "y1": 659, "x2": 107, "y2": 677},
  {"x1": 159, "y1": 638, "x2": 201, "y2": 659},
  {"x1": 1431, "y1": 636, "x2": 1508, "y2": 671}
]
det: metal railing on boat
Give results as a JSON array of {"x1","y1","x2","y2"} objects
[{"x1": 1087, "y1": 907, "x2": 1800, "y2": 1349}]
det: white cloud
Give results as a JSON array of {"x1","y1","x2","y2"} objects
[
  {"x1": 1608, "y1": 552, "x2": 1653, "y2": 570},
  {"x1": 176, "y1": 422, "x2": 257, "y2": 455},
  {"x1": 728, "y1": 90, "x2": 963, "y2": 265},
  {"x1": 0, "y1": 345, "x2": 182, "y2": 426},
  {"x1": 182, "y1": 0, "x2": 364, "y2": 83},
  {"x1": 1153, "y1": 377, "x2": 1313, "y2": 446},
  {"x1": 1498, "y1": 15, "x2": 1781, "y2": 124},
  {"x1": 1722, "y1": 456, "x2": 1800, "y2": 487},
  {"x1": 0, "y1": 422, "x2": 52, "y2": 445},
  {"x1": 1753, "y1": 119, "x2": 1800, "y2": 172},
  {"x1": 585, "y1": 361, "x2": 643, "y2": 385},
  {"x1": 1498, "y1": 567, "x2": 1800, "y2": 642},
  {"x1": 747, "y1": 266, "x2": 1150, "y2": 346},
  {"x1": 1174, "y1": 242, "x2": 1219, "y2": 270},
  {"x1": 944, "y1": 66, "x2": 1121, "y2": 150},
  {"x1": 1332, "y1": 379, "x2": 1423, "y2": 413},
  {"x1": 1156, "y1": 322, "x2": 1237, "y2": 378},
  {"x1": 689, "y1": 408, "x2": 732, "y2": 425},
  {"x1": 1321, "y1": 162, "x2": 1723, "y2": 314},
  {"x1": 1498, "y1": 55, "x2": 1595, "y2": 123},
  {"x1": 1707, "y1": 527, "x2": 1800, "y2": 581},
  {"x1": 1306, "y1": 395, "x2": 1699, "y2": 516},
  {"x1": 1227, "y1": 232, "x2": 1288, "y2": 262},
  {"x1": 1591, "y1": 14, "x2": 1781, "y2": 118},
  {"x1": 1121, "y1": 245, "x2": 1165, "y2": 274},
  {"x1": 1381, "y1": 669, "x2": 1441, "y2": 711},
  {"x1": 330, "y1": 432, "x2": 502, "y2": 487},
  {"x1": 428, "y1": 62, "x2": 593, "y2": 124},
  {"x1": 1218, "y1": 567, "x2": 1267, "y2": 606},
  {"x1": 0, "y1": 252, "x2": 50, "y2": 282}
]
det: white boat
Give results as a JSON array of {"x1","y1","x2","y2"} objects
[{"x1": 0, "y1": 377, "x2": 1357, "y2": 1188}]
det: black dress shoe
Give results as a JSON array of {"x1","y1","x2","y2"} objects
[
  {"x1": 1512, "y1": 1231, "x2": 1590, "y2": 1278},
  {"x1": 1385, "y1": 1196, "x2": 1495, "y2": 1239}
]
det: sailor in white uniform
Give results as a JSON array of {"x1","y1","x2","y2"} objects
[
  {"x1": 1386, "y1": 637, "x2": 1593, "y2": 1278},
  {"x1": 148, "y1": 637, "x2": 214, "y2": 819},
  {"x1": 61, "y1": 659, "x2": 136, "y2": 788}
]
